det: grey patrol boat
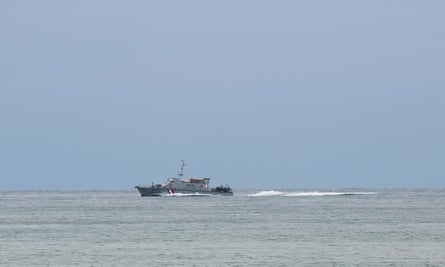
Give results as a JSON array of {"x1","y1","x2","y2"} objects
[{"x1": 135, "y1": 160, "x2": 233, "y2": 197}]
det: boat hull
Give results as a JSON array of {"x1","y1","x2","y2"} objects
[{"x1": 135, "y1": 186, "x2": 233, "y2": 197}]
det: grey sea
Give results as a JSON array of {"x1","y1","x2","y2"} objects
[{"x1": 1, "y1": 189, "x2": 444, "y2": 266}]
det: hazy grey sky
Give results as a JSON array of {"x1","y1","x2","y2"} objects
[{"x1": 1, "y1": 1, "x2": 444, "y2": 190}]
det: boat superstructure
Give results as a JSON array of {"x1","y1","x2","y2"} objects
[{"x1": 135, "y1": 160, "x2": 233, "y2": 197}]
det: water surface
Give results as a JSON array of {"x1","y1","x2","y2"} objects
[{"x1": 1, "y1": 189, "x2": 444, "y2": 266}]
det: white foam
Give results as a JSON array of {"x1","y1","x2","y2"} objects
[
  {"x1": 248, "y1": 191, "x2": 285, "y2": 197},
  {"x1": 284, "y1": 192, "x2": 344, "y2": 197},
  {"x1": 249, "y1": 191, "x2": 377, "y2": 197}
]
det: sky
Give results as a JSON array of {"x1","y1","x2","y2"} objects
[{"x1": 1, "y1": 1, "x2": 444, "y2": 190}]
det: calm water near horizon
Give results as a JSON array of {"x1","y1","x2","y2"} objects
[{"x1": 1, "y1": 189, "x2": 444, "y2": 266}]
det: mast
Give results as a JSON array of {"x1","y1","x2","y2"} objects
[{"x1": 177, "y1": 160, "x2": 186, "y2": 179}]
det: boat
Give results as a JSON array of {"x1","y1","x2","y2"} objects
[{"x1": 135, "y1": 160, "x2": 233, "y2": 197}]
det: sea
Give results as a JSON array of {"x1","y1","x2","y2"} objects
[{"x1": 1, "y1": 189, "x2": 444, "y2": 266}]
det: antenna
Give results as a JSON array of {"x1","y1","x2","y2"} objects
[{"x1": 177, "y1": 160, "x2": 186, "y2": 178}]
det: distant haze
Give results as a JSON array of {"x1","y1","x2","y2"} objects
[{"x1": 1, "y1": 1, "x2": 444, "y2": 190}]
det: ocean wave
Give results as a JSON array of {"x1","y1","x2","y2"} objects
[{"x1": 248, "y1": 191, "x2": 377, "y2": 197}]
